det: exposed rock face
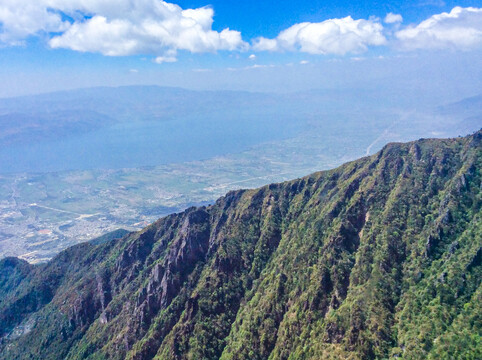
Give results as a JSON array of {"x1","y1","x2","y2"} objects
[
  {"x1": 0, "y1": 131, "x2": 480, "y2": 360},
  {"x1": 135, "y1": 208, "x2": 211, "y2": 330}
]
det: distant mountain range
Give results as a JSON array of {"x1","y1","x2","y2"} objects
[
  {"x1": 1, "y1": 131, "x2": 480, "y2": 359},
  {"x1": 0, "y1": 86, "x2": 308, "y2": 147},
  {"x1": 436, "y1": 94, "x2": 482, "y2": 134}
]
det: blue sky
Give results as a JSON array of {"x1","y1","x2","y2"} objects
[
  {"x1": 175, "y1": 0, "x2": 478, "y2": 36},
  {"x1": 0, "y1": 0, "x2": 481, "y2": 99}
]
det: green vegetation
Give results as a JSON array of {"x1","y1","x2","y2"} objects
[
  {"x1": 0, "y1": 131, "x2": 480, "y2": 359},
  {"x1": 88, "y1": 229, "x2": 130, "y2": 246}
]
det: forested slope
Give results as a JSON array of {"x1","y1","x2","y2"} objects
[{"x1": 0, "y1": 131, "x2": 480, "y2": 359}]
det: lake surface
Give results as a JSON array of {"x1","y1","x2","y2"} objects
[{"x1": 0, "y1": 112, "x2": 306, "y2": 173}]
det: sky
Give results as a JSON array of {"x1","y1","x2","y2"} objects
[{"x1": 0, "y1": 0, "x2": 481, "y2": 101}]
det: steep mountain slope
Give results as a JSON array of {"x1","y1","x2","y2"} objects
[{"x1": 0, "y1": 131, "x2": 480, "y2": 360}]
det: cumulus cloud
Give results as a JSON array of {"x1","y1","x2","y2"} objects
[
  {"x1": 252, "y1": 16, "x2": 386, "y2": 55},
  {"x1": 384, "y1": 13, "x2": 403, "y2": 24},
  {"x1": 0, "y1": 0, "x2": 247, "y2": 60},
  {"x1": 0, "y1": 0, "x2": 69, "y2": 45},
  {"x1": 395, "y1": 7, "x2": 482, "y2": 50}
]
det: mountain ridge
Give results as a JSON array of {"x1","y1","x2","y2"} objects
[{"x1": 0, "y1": 131, "x2": 480, "y2": 359}]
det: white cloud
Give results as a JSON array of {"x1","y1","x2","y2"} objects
[
  {"x1": 396, "y1": 7, "x2": 482, "y2": 50},
  {"x1": 0, "y1": 0, "x2": 69, "y2": 45},
  {"x1": 384, "y1": 13, "x2": 403, "y2": 24},
  {"x1": 300, "y1": 60, "x2": 309, "y2": 64},
  {"x1": 154, "y1": 53, "x2": 178, "y2": 64},
  {"x1": 0, "y1": 0, "x2": 247, "y2": 61},
  {"x1": 248, "y1": 54, "x2": 256, "y2": 60},
  {"x1": 253, "y1": 37, "x2": 279, "y2": 52},
  {"x1": 252, "y1": 16, "x2": 386, "y2": 55}
]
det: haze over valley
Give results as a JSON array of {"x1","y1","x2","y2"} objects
[{"x1": 0, "y1": 86, "x2": 480, "y2": 262}]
